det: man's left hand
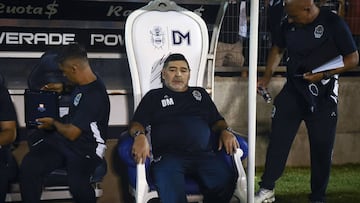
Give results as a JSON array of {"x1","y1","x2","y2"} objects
[
  {"x1": 36, "y1": 117, "x2": 55, "y2": 130},
  {"x1": 303, "y1": 72, "x2": 324, "y2": 83},
  {"x1": 218, "y1": 130, "x2": 239, "y2": 155},
  {"x1": 41, "y1": 83, "x2": 63, "y2": 93}
]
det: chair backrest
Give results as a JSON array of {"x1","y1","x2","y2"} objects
[
  {"x1": 125, "y1": 0, "x2": 209, "y2": 110},
  {"x1": 27, "y1": 49, "x2": 67, "y2": 91},
  {"x1": 27, "y1": 49, "x2": 72, "y2": 109}
]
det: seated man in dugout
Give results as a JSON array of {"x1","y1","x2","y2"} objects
[
  {"x1": 0, "y1": 79, "x2": 18, "y2": 203},
  {"x1": 19, "y1": 43, "x2": 110, "y2": 203},
  {"x1": 129, "y1": 53, "x2": 240, "y2": 203}
]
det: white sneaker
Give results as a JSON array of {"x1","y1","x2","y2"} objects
[{"x1": 254, "y1": 188, "x2": 275, "y2": 203}]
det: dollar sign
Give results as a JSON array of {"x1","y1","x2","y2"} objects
[{"x1": 45, "y1": 0, "x2": 59, "y2": 19}]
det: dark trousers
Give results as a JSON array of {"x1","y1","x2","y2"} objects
[
  {"x1": 0, "y1": 150, "x2": 18, "y2": 203},
  {"x1": 19, "y1": 134, "x2": 101, "y2": 203},
  {"x1": 151, "y1": 152, "x2": 236, "y2": 203},
  {"x1": 259, "y1": 85, "x2": 337, "y2": 202}
]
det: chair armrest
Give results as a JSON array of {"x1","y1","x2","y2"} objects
[
  {"x1": 136, "y1": 162, "x2": 149, "y2": 203},
  {"x1": 232, "y1": 133, "x2": 248, "y2": 202},
  {"x1": 214, "y1": 132, "x2": 248, "y2": 160},
  {"x1": 215, "y1": 132, "x2": 248, "y2": 202},
  {"x1": 233, "y1": 148, "x2": 247, "y2": 202},
  {"x1": 117, "y1": 132, "x2": 138, "y2": 167},
  {"x1": 118, "y1": 131, "x2": 154, "y2": 200},
  {"x1": 234, "y1": 133, "x2": 248, "y2": 160},
  {"x1": 118, "y1": 131, "x2": 151, "y2": 167}
]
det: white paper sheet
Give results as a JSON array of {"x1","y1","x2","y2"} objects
[{"x1": 311, "y1": 55, "x2": 344, "y2": 73}]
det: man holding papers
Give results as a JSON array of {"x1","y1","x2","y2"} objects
[{"x1": 255, "y1": 0, "x2": 359, "y2": 203}]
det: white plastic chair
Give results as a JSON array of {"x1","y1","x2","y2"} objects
[{"x1": 125, "y1": 0, "x2": 209, "y2": 110}]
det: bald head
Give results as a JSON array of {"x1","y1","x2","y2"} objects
[
  {"x1": 284, "y1": 0, "x2": 318, "y2": 25},
  {"x1": 285, "y1": 0, "x2": 313, "y2": 7}
]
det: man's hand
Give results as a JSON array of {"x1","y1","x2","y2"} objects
[
  {"x1": 36, "y1": 117, "x2": 55, "y2": 130},
  {"x1": 303, "y1": 72, "x2": 325, "y2": 83},
  {"x1": 257, "y1": 76, "x2": 271, "y2": 90},
  {"x1": 41, "y1": 83, "x2": 63, "y2": 93},
  {"x1": 131, "y1": 134, "x2": 151, "y2": 164},
  {"x1": 218, "y1": 130, "x2": 239, "y2": 155}
]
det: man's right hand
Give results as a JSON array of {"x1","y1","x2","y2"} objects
[
  {"x1": 131, "y1": 134, "x2": 151, "y2": 164},
  {"x1": 257, "y1": 73, "x2": 272, "y2": 90},
  {"x1": 41, "y1": 83, "x2": 63, "y2": 93}
]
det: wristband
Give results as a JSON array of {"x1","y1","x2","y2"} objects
[
  {"x1": 225, "y1": 127, "x2": 235, "y2": 134},
  {"x1": 133, "y1": 130, "x2": 145, "y2": 138}
]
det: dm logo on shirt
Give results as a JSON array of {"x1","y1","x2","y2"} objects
[
  {"x1": 314, "y1": 25, "x2": 324, "y2": 39},
  {"x1": 161, "y1": 95, "x2": 174, "y2": 107},
  {"x1": 73, "y1": 93, "x2": 82, "y2": 106},
  {"x1": 192, "y1": 90, "x2": 202, "y2": 101}
]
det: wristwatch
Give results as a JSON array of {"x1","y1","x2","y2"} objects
[
  {"x1": 323, "y1": 71, "x2": 332, "y2": 80},
  {"x1": 225, "y1": 127, "x2": 236, "y2": 134},
  {"x1": 132, "y1": 130, "x2": 145, "y2": 138}
]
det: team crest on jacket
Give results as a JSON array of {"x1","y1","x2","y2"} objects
[
  {"x1": 192, "y1": 90, "x2": 202, "y2": 101},
  {"x1": 150, "y1": 26, "x2": 165, "y2": 49},
  {"x1": 314, "y1": 25, "x2": 324, "y2": 39},
  {"x1": 308, "y1": 83, "x2": 319, "y2": 96},
  {"x1": 74, "y1": 93, "x2": 82, "y2": 106}
]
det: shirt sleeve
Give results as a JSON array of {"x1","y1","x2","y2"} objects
[
  {"x1": 199, "y1": 88, "x2": 224, "y2": 125},
  {"x1": 70, "y1": 90, "x2": 106, "y2": 131},
  {"x1": 331, "y1": 16, "x2": 358, "y2": 56},
  {"x1": 0, "y1": 84, "x2": 17, "y2": 122},
  {"x1": 131, "y1": 91, "x2": 153, "y2": 128},
  {"x1": 272, "y1": 21, "x2": 287, "y2": 49}
]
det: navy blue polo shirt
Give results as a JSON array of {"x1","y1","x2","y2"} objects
[
  {"x1": 132, "y1": 86, "x2": 224, "y2": 157},
  {"x1": 275, "y1": 8, "x2": 357, "y2": 76},
  {"x1": 274, "y1": 8, "x2": 357, "y2": 111},
  {"x1": 0, "y1": 83, "x2": 17, "y2": 154},
  {"x1": 0, "y1": 84, "x2": 17, "y2": 124},
  {"x1": 64, "y1": 78, "x2": 110, "y2": 159}
]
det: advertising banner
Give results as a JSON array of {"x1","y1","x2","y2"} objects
[{"x1": 0, "y1": 0, "x2": 222, "y2": 54}]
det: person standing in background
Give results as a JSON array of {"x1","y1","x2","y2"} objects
[
  {"x1": 344, "y1": 0, "x2": 360, "y2": 59},
  {"x1": 255, "y1": 0, "x2": 359, "y2": 202},
  {"x1": 0, "y1": 80, "x2": 18, "y2": 203},
  {"x1": 216, "y1": 0, "x2": 247, "y2": 76}
]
